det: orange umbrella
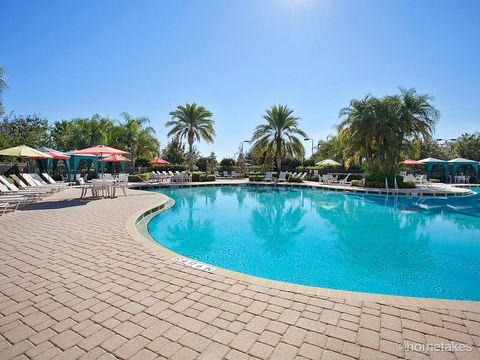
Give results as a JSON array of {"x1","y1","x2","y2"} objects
[
  {"x1": 42, "y1": 150, "x2": 70, "y2": 160},
  {"x1": 98, "y1": 154, "x2": 131, "y2": 162},
  {"x1": 148, "y1": 158, "x2": 171, "y2": 165},
  {"x1": 399, "y1": 159, "x2": 425, "y2": 165}
]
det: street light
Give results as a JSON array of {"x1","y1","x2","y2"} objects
[
  {"x1": 304, "y1": 138, "x2": 314, "y2": 158},
  {"x1": 241, "y1": 140, "x2": 250, "y2": 173}
]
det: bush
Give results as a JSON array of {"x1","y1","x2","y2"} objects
[
  {"x1": 128, "y1": 173, "x2": 151, "y2": 182},
  {"x1": 351, "y1": 179, "x2": 362, "y2": 186},
  {"x1": 191, "y1": 172, "x2": 204, "y2": 182},
  {"x1": 287, "y1": 176, "x2": 303, "y2": 183},
  {"x1": 400, "y1": 181, "x2": 416, "y2": 189},
  {"x1": 249, "y1": 175, "x2": 264, "y2": 181},
  {"x1": 199, "y1": 174, "x2": 216, "y2": 182}
]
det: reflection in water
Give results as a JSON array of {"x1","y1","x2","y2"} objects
[{"x1": 148, "y1": 186, "x2": 480, "y2": 300}]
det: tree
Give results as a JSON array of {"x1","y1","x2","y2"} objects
[
  {"x1": 166, "y1": 103, "x2": 215, "y2": 171},
  {"x1": 112, "y1": 112, "x2": 160, "y2": 169},
  {"x1": 314, "y1": 135, "x2": 347, "y2": 165},
  {"x1": 0, "y1": 114, "x2": 50, "y2": 148},
  {"x1": 219, "y1": 158, "x2": 235, "y2": 169},
  {"x1": 162, "y1": 137, "x2": 187, "y2": 164},
  {"x1": 338, "y1": 89, "x2": 438, "y2": 177},
  {"x1": 451, "y1": 133, "x2": 480, "y2": 161},
  {"x1": 250, "y1": 105, "x2": 307, "y2": 172},
  {"x1": 0, "y1": 67, "x2": 7, "y2": 117}
]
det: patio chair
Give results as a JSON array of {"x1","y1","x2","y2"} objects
[
  {"x1": 264, "y1": 172, "x2": 273, "y2": 182},
  {"x1": 277, "y1": 171, "x2": 287, "y2": 182},
  {"x1": 223, "y1": 171, "x2": 230, "y2": 178},
  {"x1": 231, "y1": 171, "x2": 237, "y2": 178}
]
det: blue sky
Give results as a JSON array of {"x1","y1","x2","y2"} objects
[{"x1": 1, "y1": 0, "x2": 479, "y2": 158}]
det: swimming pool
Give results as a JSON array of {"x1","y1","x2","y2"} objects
[{"x1": 147, "y1": 185, "x2": 480, "y2": 300}]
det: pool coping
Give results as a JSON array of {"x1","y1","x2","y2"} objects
[
  {"x1": 129, "y1": 179, "x2": 474, "y2": 197},
  {"x1": 125, "y1": 187, "x2": 480, "y2": 312}
]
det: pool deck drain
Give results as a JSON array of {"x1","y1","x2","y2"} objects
[{"x1": 0, "y1": 187, "x2": 479, "y2": 359}]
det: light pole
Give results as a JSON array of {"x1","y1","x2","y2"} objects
[
  {"x1": 241, "y1": 140, "x2": 250, "y2": 173},
  {"x1": 304, "y1": 138, "x2": 314, "y2": 158}
]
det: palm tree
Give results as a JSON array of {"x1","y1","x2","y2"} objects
[
  {"x1": 166, "y1": 103, "x2": 215, "y2": 171},
  {"x1": 113, "y1": 112, "x2": 160, "y2": 169},
  {"x1": 0, "y1": 67, "x2": 7, "y2": 117},
  {"x1": 251, "y1": 105, "x2": 307, "y2": 172},
  {"x1": 338, "y1": 89, "x2": 438, "y2": 177}
]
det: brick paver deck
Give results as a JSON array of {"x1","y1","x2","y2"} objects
[{"x1": 1, "y1": 188, "x2": 479, "y2": 359}]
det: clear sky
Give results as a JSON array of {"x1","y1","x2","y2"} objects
[{"x1": 1, "y1": 0, "x2": 479, "y2": 158}]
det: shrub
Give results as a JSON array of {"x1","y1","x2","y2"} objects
[
  {"x1": 191, "y1": 172, "x2": 204, "y2": 182},
  {"x1": 128, "y1": 173, "x2": 151, "y2": 182},
  {"x1": 400, "y1": 181, "x2": 416, "y2": 189},
  {"x1": 351, "y1": 179, "x2": 362, "y2": 186},
  {"x1": 199, "y1": 174, "x2": 216, "y2": 182},
  {"x1": 287, "y1": 176, "x2": 303, "y2": 183},
  {"x1": 249, "y1": 175, "x2": 264, "y2": 181}
]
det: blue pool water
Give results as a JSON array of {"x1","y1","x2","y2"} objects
[{"x1": 147, "y1": 186, "x2": 480, "y2": 300}]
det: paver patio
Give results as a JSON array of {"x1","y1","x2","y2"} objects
[{"x1": 0, "y1": 187, "x2": 479, "y2": 359}]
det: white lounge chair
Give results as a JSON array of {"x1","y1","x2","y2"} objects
[
  {"x1": 277, "y1": 171, "x2": 287, "y2": 182},
  {"x1": 264, "y1": 172, "x2": 273, "y2": 182},
  {"x1": 339, "y1": 173, "x2": 351, "y2": 185}
]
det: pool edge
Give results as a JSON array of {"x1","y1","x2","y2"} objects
[{"x1": 125, "y1": 188, "x2": 480, "y2": 312}]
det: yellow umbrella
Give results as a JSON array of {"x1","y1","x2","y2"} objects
[{"x1": 0, "y1": 145, "x2": 53, "y2": 158}]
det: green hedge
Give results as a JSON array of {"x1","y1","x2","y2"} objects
[
  {"x1": 287, "y1": 176, "x2": 303, "y2": 183},
  {"x1": 199, "y1": 174, "x2": 216, "y2": 182},
  {"x1": 249, "y1": 175, "x2": 265, "y2": 181},
  {"x1": 128, "y1": 173, "x2": 151, "y2": 182}
]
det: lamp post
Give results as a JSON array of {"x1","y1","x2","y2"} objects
[
  {"x1": 127, "y1": 144, "x2": 132, "y2": 173},
  {"x1": 304, "y1": 138, "x2": 314, "y2": 158},
  {"x1": 241, "y1": 140, "x2": 250, "y2": 173}
]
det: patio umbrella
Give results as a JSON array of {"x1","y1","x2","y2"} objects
[
  {"x1": 98, "y1": 154, "x2": 131, "y2": 174},
  {"x1": 148, "y1": 158, "x2": 171, "y2": 165},
  {"x1": 73, "y1": 145, "x2": 128, "y2": 155},
  {"x1": 316, "y1": 159, "x2": 341, "y2": 166},
  {"x1": 0, "y1": 145, "x2": 52, "y2": 173},
  {"x1": 399, "y1": 159, "x2": 425, "y2": 165},
  {"x1": 73, "y1": 145, "x2": 129, "y2": 175},
  {"x1": 0, "y1": 145, "x2": 53, "y2": 159}
]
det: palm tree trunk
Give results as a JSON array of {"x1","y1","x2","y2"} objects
[
  {"x1": 188, "y1": 132, "x2": 194, "y2": 172},
  {"x1": 275, "y1": 138, "x2": 282, "y2": 172}
]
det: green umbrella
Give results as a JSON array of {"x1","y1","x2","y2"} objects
[{"x1": 316, "y1": 159, "x2": 341, "y2": 166}]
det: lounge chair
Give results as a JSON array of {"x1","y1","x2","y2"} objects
[
  {"x1": 231, "y1": 171, "x2": 237, "y2": 178},
  {"x1": 223, "y1": 171, "x2": 230, "y2": 178},
  {"x1": 0, "y1": 194, "x2": 29, "y2": 214},
  {"x1": 277, "y1": 171, "x2": 287, "y2": 182},
  {"x1": 339, "y1": 173, "x2": 351, "y2": 185},
  {"x1": 11, "y1": 174, "x2": 53, "y2": 194},
  {"x1": 41, "y1": 173, "x2": 69, "y2": 187},
  {"x1": 29, "y1": 173, "x2": 65, "y2": 191},
  {"x1": 0, "y1": 175, "x2": 46, "y2": 201},
  {"x1": 264, "y1": 172, "x2": 273, "y2": 182}
]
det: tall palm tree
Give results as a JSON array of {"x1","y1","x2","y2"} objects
[
  {"x1": 166, "y1": 103, "x2": 215, "y2": 171},
  {"x1": 0, "y1": 67, "x2": 7, "y2": 117},
  {"x1": 251, "y1": 105, "x2": 307, "y2": 172}
]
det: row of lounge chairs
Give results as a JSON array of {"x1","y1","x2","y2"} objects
[
  {"x1": 263, "y1": 172, "x2": 307, "y2": 182},
  {"x1": 0, "y1": 173, "x2": 69, "y2": 215},
  {"x1": 150, "y1": 171, "x2": 192, "y2": 183}
]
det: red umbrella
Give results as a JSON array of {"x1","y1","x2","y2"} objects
[
  {"x1": 148, "y1": 158, "x2": 171, "y2": 165},
  {"x1": 399, "y1": 159, "x2": 425, "y2": 165},
  {"x1": 73, "y1": 145, "x2": 128, "y2": 155},
  {"x1": 98, "y1": 154, "x2": 131, "y2": 162},
  {"x1": 43, "y1": 150, "x2": 70, "y2": 160}
]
